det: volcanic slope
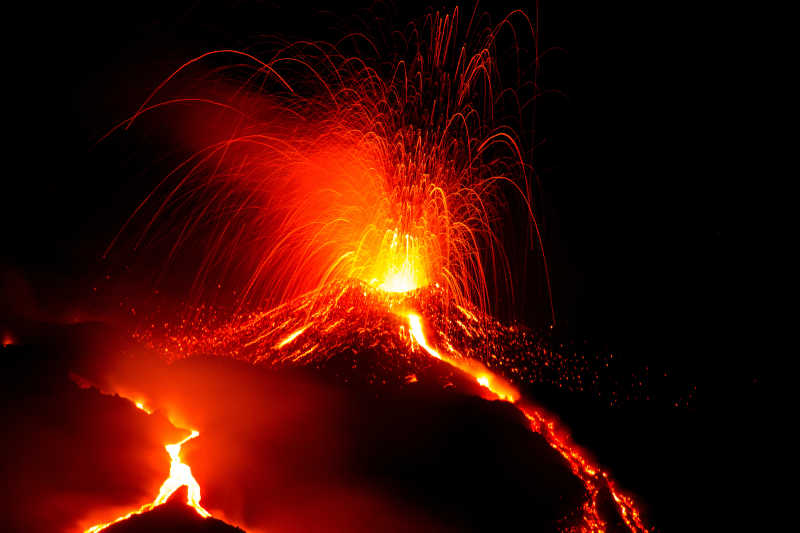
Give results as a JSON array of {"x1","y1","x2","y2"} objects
[{"x1": 136, "y1": 280, "x2": 649, "y2": 531}]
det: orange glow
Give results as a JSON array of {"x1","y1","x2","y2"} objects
[
  {"x1": 85, "y1": 401, "x2": 210, "y2": 532},
  {"x1": 1, "y1": 331, "x2": 15, "y2": 347},
  {"x1": 371, "y1": 231, "x2": 429, "y2": 293}
]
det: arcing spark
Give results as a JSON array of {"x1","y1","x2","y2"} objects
[{"x1": 106, "y1": 7, "x2": 553, "y2": 319}]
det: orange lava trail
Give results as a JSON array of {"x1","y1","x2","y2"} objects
[
  {"x1": 406, "y1": 312, "x2": 647, "y2": 533},
  {"x1": 85, "y1": 403, "x2": 210, "y2": 532}
]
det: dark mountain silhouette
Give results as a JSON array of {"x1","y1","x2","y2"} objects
[{"x1": 104, "y1": 487, "x2": 243, "y2": 533}]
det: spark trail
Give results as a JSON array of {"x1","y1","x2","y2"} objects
[{"x1": 84, "y1": 401, "x2": 211, "y2": 532}]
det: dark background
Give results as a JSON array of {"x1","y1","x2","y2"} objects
[{"x1": 2, "y1": 1, "x2": 715, "y2": 530}]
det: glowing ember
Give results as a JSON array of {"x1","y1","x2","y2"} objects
[
  {"x1": 85, "y1": 401, "x2": 210, "y2": 532},
  {"x1": 275, "y1": 326, "x2": 309, "y2": 349}
]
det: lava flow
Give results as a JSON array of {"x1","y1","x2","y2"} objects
[
  {"x1": 405, "y1": 311, "x2": 645, "y2": 532},
  {"x1": 85, "y1": 401, "x2": 210, "y2": 532}
]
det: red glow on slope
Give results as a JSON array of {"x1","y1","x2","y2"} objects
[
  {"x1": 85, "y1": 401, "x2": 211, "y2": 532},
  {"x1": 2, "y1": 331, "x2": 15, "y2": 347}
]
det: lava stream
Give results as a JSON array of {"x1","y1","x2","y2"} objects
[
  {"x1": 405, "y1": 312, "x2": 646, "y2": 533},
  {"x1": 85, "y1": 402, "x2": 210, "y2": 532}
]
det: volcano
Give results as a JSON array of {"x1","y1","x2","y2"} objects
[{"x1": 3, "y1": 280, "x2": 648, "y2": 532}]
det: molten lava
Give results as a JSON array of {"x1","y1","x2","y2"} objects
[
  {"x1": 85, "y1": 402, "x2": 210, "y2": 532},
  {"x1": 405, "y1": 311, "x2": 646, "y2": 532},
  {"x1": 370, "y1": 232, "x2": 429, "y2": 293},
  {"x1": 153, "y1": 430, "x2": 209, "y2": 516}
]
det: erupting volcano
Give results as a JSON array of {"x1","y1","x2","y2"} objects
[
  {"x1": 0, "y1": 3, "x2": 702, "y2": 532},
  {"x1": 94, "y1": 4, "x2": 646, "y2": 530}
]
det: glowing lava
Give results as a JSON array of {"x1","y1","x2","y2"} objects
[
  {"x1": 405, "y1": 311, "x2": 646, "y2": 532},
  {"x1": 370, "y1": 231, "x2": 429, "y2": 293},
  {"x1": 275, "y1": 325, "x2": 309, "y2": 349},
  {"x1": 85, "y1": 402, "x2": 210, "y2": 532},
  {"x1": 407, "y1": 312, "x2": 518, "y2": 402},
  {"x1": 152, "y1": 430, "x2": 209, "y2": 516}
]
